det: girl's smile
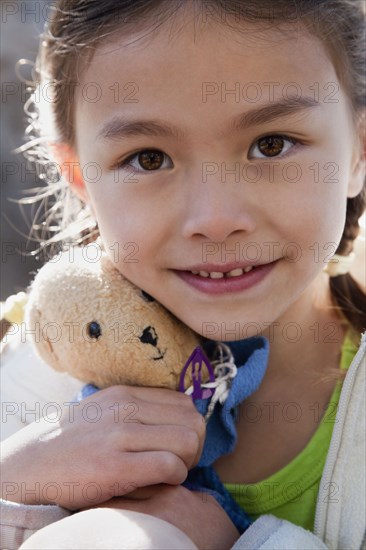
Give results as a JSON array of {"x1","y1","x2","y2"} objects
[{"x1": 174, "y1": 259, "x2": 279, "y2": 295}]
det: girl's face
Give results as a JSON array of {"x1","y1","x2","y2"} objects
[{"x1": 73, "y1": 18, "x2": 364, "y2": 339}]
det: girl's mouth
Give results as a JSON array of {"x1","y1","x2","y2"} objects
[{"x1": 174, "y1": 260, "x2": 279, "y2": 295}]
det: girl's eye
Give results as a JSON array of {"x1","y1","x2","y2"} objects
[
  {"x1": 249, "y1": 135, "x2": 297, "y2": 159},
  {"x1": 118, "y1": 149, "x2": 173, "y2": 172}
]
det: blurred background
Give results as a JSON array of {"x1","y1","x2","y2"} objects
[{"x1": 1, "y1": 0, "x2": 53, "y2": 301}]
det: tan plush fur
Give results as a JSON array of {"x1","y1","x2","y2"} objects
[{"x1": 24, "y1": 245, "x2": 204, "y2": 391}]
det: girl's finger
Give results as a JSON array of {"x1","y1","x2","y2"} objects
[
  {"x1": 111, "y1": 424, "x2": 200, "y2": 469},
  {"x1": 113, "y1": 451, "x2": 188, "y2": 489}
]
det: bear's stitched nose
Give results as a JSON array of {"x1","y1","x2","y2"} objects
[{"x1": 139, "y1": 326, "x2": 158, "y2": 347}]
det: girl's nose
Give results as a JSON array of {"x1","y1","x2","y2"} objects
[{"x1": 181, "y1": 180, "x2": 256, "y2": 242}]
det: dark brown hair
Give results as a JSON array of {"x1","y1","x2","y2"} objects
[{"x1": 23, "y1": 0, "x2": 366, "y2": 335}]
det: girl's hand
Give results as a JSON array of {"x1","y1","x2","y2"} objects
[
  {"x1": 1, "y1": 386, "x2": 205, "y2": 510},
  {"x1": 87, "y1": 484, "x2": 240, "y2": 550}
]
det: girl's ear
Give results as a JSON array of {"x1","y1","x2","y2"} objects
[
  {"x1": 49, "y1": 143, "x2": 90, "y2": 204},
  {"x1": 348, "y1": 112, "x2": 366, "y2": 198}
]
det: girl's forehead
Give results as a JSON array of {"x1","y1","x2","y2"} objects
[
  {"x1": 98, "y1": 17, "x2": 297, "y2": 53},
  {"x1": 79, "y1": 21, "x2": 336, "y2": 90},
  {"x1": 74, "y1": 21, "x2": 341, "y2": 140}
]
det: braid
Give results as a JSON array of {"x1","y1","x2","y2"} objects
[
  {"x1": 330, "y1": 186, "x2": 366, "y2": 335},
  {"x1": 336, "y1": 188, "x2": 366, "y2": 255}
]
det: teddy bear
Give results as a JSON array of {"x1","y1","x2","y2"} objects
[
  {"x1": 24, "y1": 242, "x2": 269, "y2": 535},
  {"x1": 24, "y1": 245, "x2": 204, "y2": 391}
]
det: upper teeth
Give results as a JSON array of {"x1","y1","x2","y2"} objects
[{"x1": 191, "y1": 267, "x2": 253, "y2": 278}]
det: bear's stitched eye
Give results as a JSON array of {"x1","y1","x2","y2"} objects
[
  {"x1": 140, "y1": 290, "x2": 155, "y2": 302},
  {"x1": 87, "y1": 321, "x2": 102, "y2": 339}
]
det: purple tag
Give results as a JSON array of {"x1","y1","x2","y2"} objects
[{"x1": 179, "y1": 346, "x2": 216, "y2": 400}]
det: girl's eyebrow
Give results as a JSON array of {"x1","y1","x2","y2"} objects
[
  {"x1": 97, "y1": 96, "x2": 319, "y2": 142},
  {"x1": 230, "y1": 96, "x2": 320, "y2": 132}
]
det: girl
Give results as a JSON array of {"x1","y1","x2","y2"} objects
[{"x1": 1, "y1": 0, "x2": 365, "y2": 548}]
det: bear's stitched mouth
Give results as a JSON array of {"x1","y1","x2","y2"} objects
[{"x1": 152, "y1": 347, "x2": 167, "y2": 361}]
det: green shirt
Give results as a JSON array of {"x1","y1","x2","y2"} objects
[{"x1": 224, "y1": 333, "x2": 358, "y2": 531}]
